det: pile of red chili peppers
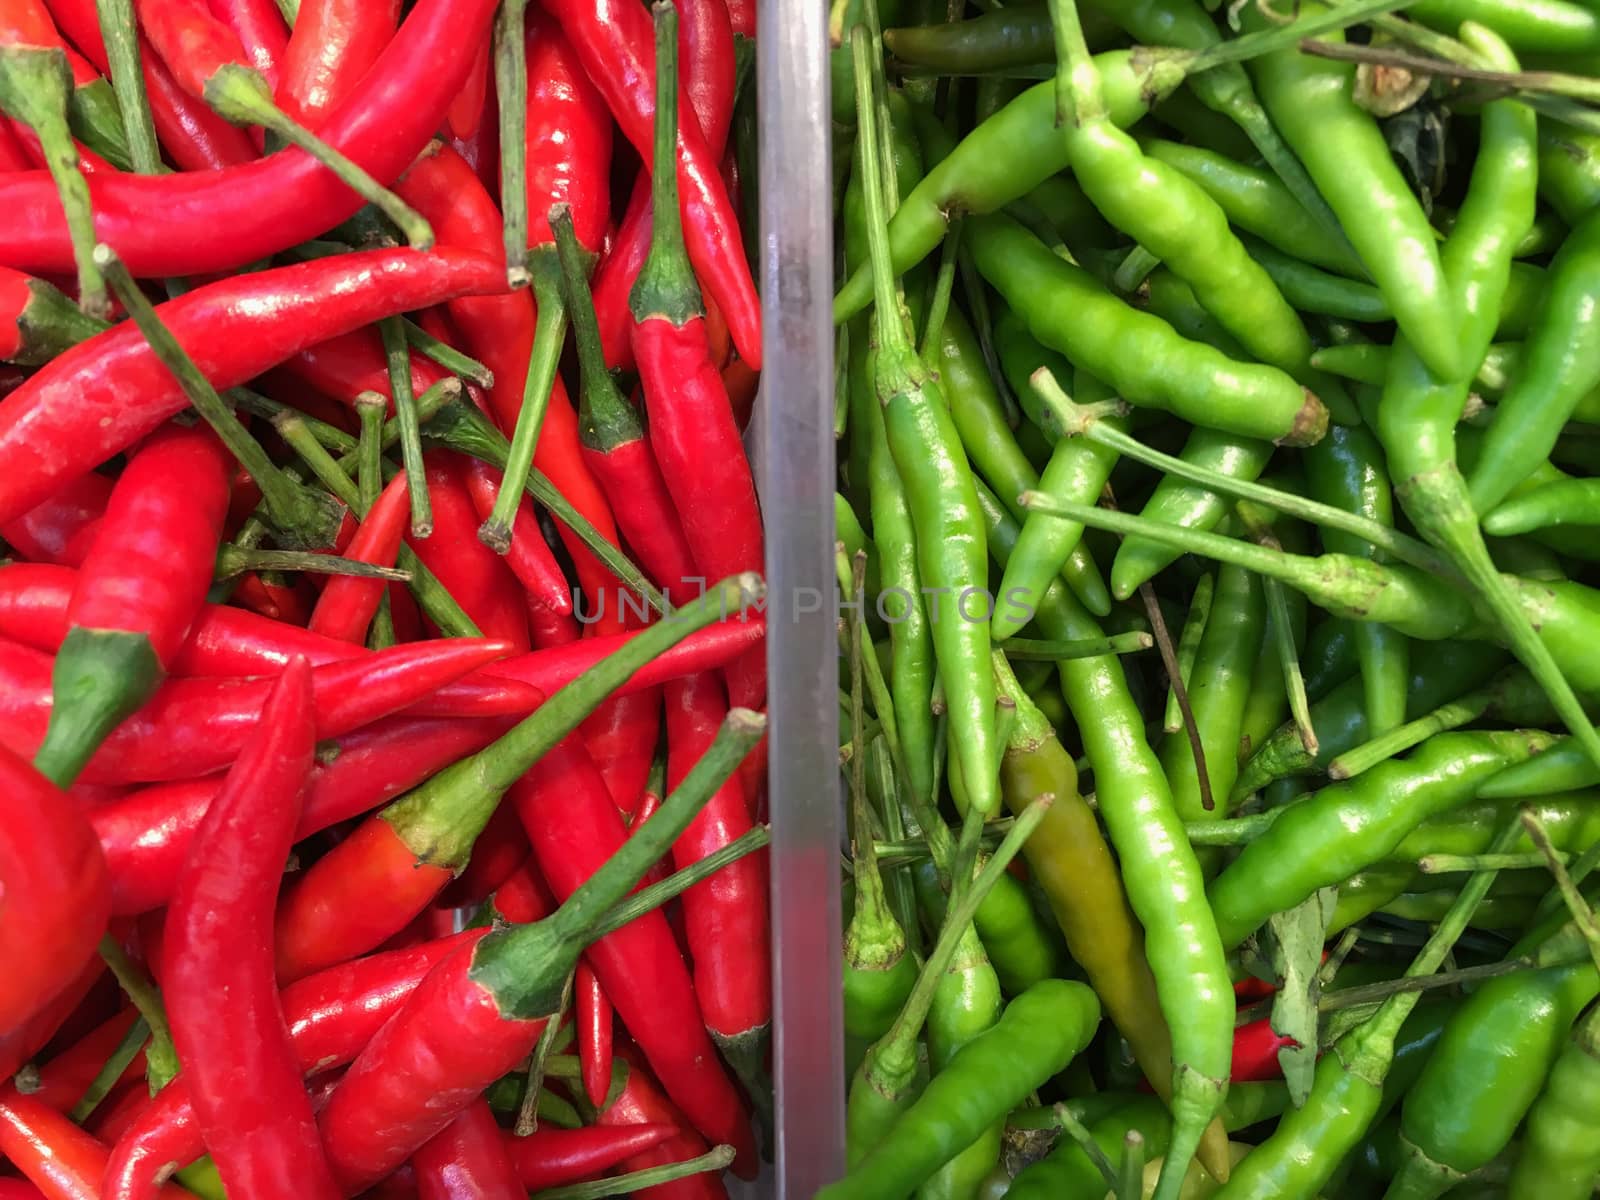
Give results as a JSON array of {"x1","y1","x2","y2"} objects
[{"x1": 0, "y1": 0, "x2": 772, "y2": 1195}]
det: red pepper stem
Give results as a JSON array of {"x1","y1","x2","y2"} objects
[
  {"x1": 0, "y1": 48, "x2": 108, "y2": 317},
  {"x1": 422, "y1": 396, "x2": 669, "y2": 616},
  {"x1": 213, "y1": 545, "x2": 411, "y2": 582},
  {"x1": 9, "y1": 275, "x2": 108, "y2": 364},
  {"x1": 553, "y1": 206, "x2": 645, "y2": 454},
  {"x1": 382, "y1": 572, "x2": 762, "y2": 870},
  {"x1": 482, "y1": 247, "x2": 566, "y2": 553},
  {"x1": 469, "y1": 707, "x2": 767, "y2": 1020},
  {"x1": 629, "y1": 1, "x2": 703, "y2": 328},
  {"x1": 34, "y1": 627, "x2": 162, "y2": 787},
  {"x1": 379, "y1": 316, "x2": 435, "y2": 538},
  {"x1": 94, "y1": 245, "x2": 344, "y2": 549},
  {"x1": 205, "y1": 65, "x2": 434, "y2": 248},
  {"x1": 494, "y1": 0, "x2": 532, "y2": 289},
  {"x1": 94, "y1": 0, "x2": 161, "y2": 173}
]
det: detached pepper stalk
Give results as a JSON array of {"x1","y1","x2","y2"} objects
[
  {"x1": 314, "y1": 705, "x2": 767, "y2": 1194},
  {"x1": 34, "y1": 424, "x2": 233, "y2": 788}
]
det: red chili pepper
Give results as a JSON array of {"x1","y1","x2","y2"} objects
[
  {"x1": 722, "y1": 356, "x2": 757, "y2": 432},
  {"x1": 46, "y1": 0, "x2": 258, "y2": 168},
  {"x1": 539, "y1": 0, "x2": 759, "y2": 368},
  {"x1": 104, "y1": 933, "x2": 477, "y2": 1200},
  {"x1": 309, "y1": 469, "x2": 409, "y2": 643},
  {"x1": 5, "y1": 0, "x2": 495, "y2": 274},
  {"x1": 0, "y1": 636, "x2": 523, "y2": 783},
  {"x1": 582, "y1": 686, "x2": 661, "y2": 814},
  {"x1": 626, "y1": 11, "x2": 763, "y2": 711},
  {"x1": 505, "y1": 1122, "x2": 681, "y2": 1192},
  {"x1": 134, "y1": 0, "x2": 257, "y2": 101},
  {"x1": 207, "y1": 0, "x2": 287, "y2": 89},
  {"x1": 495, "y1": 618, "x2": 765, "y2": 696},
  {"x1": 0, "y1": 949, "x2": 106, "y2": 1087},
  {"x1": 0, "y1": 249, "x2": 502, "y2": 527},
  {"x1": 91, "y1": 715, "x2": 510, "y2": 915},
  {"x1": 0, "y1": 113, "x2": 31, "y2": 170},
  {"x1": 597, "y1": 1042, "x2": 727, "y2": 1200},
  {"x1": 525, "y1": 9, "x2": 612, "y2": 258},
  {"x1": 461, "y1": 455, "x2": 574, "y2": 621},
  {"x1": 0, "y1": 1092, "x2": 190, "y2": 1200},
  {"x1": 0, "y1": 742, "x2": 109, "y2": 1033},
  {"x1": 663, "y1": 672, "x2": 769, "y2": 1057},
  {"x1": 36, "y1": 424, "x2": 232, "y2": 787},
  {"x1": 84, "y1": 1081, "x2": 151, "y2": 1145},
  {"x1": 515, "y1": 734, "x2": 756, "y2": 1174},
  {"x1": 282, "y1": 327, "x2": 450, "y2": 407},
  {"x1": 412, "y1": 1099, "x2": 523, "y2": 1200},
  {"x1": 164, "y1": 658, "x2": 344, "y2": 1199},
  {"x1": 486, "y1": 848, "x2": 557, "y2": 923},
  {"x1": 439, "y1": 799, "x2": 533, "y2": 910},
  {"x1": 408, "y1": 451, "x2": 531, "y2": 651},
  {"x1": 311, "y1": 706, "x2": 756, "y2": 1193},
  {"x1": 14, "y1": 1009, "x2": 140, "y2": 1113},
  {"x1": 587, "y1": 0, "x2": 735, "y2": 371},
  {"x1": 1230, "y1": 1017, "x2": 1299, "y2": 1083},
  {"x1": 445, "y1": 37, "x2": 489, "y2": 141},
  {"x1": 0, "y1": 473, "x2": 108, "y2": 565},
  {"x1": 723, "y1": 0, "x2": 751, "y2": 38},
  {"x1": 273, "y1": 0, "x2": 397, "y2": 126},
  {"x1": 575, "y1": 961, "x2": 614, "y2": 1108},
  {"x1": 1, "y1": 0, "x2": 103, "y2": 89}
]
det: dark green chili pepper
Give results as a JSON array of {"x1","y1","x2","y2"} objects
[
  {"x1": 1208, "y1": 729, "x2": 1554, "y2": 950},
  {"x1": 1242, "y1": 1, "x2": 1461, "y2": 379},
  {"x1": 1158, "y1": 563, "x2": 1265, "y2": 832},
  {"x1": 822, "y1": 979, "x2": 1102, "y2": 1200},
  {"x1": 883, "y1": 7, "x2": 1056, "y2": 73},
  {"x1": 1140, "y1": 138, "x2": 1365, "y2": 277},
  {"x1": 1505, "y1": 1007, "x2": 1600, "y2": 1200},
  {"x1": 935, "y1": 305, "x2": 1110, "y2": 618},
  {"x1": 1305, "y1": 424, "x2": 1410, "y2": 738},
  {"x1": 853, "y1": 29, "x2": 999, "y2": 817},
  {"x1": 833, "y1": 51, "x2": 1188, "y2": 321},
  {"x1": 968, "y1": 214, "x2": 1326, "y2": 446},
  {"x1": 1006, "y1": 1099, "x2": 1174, "y2": 1200}
]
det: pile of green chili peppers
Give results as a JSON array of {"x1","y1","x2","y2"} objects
[{"x1": 825, "y1": 0, "x2": 1600, "y2": 1196}]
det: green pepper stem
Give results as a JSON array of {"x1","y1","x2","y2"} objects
[
  {"x1": 206, "y1": 66, "x2": 433, "y2": 248},
  {"x1": 594, "y1": 824, "x2": 770, "y2": 937},
  {"x1": 630, "y1": 1, "x2": 702, "y2": 326},
  {"x1": 1521, "y1": 808, "x2": 1600, "y2": 975},
  {"x1": 96, "y1": 245, "x2": 344, "y2": 548},
  {"x1": 331, "y1": 380, "x2": 461, "y2": 476},
  {"x1": 1046, "y1": 0, "x2": 1103, "y2": 126},
  {"x1": 494, "y1": 0, "x2": 531, "y2": 288},
  {"x1": 1417, "y1": 850, "x2": 1560, "y2": 874},
  {"x1": 1164, "y1": 572, "x2": 1214, "y2": 733},
  {"x1": 403, "y1": 319, "x2": 494, "y2": 388},
  {"x1": 355, "y1": 395, "x2": 397, "y2": 648},
  {"x1": 554, "y1": 205, "x2": 645, "y2": 455},
  {"x1": 378, "y1": 316, "x2": 434, "y2": 538},
  {"x1": 917, "y1": 219, "x2": 963, "y2": 360},
  {"x1": 1029, "y1": 367, "x2": 1448, "y2": 573},
  {"x1": 483, "y1": 244, "x2": 566, "y2": 552},
  {"x1": 1005, "y1": 632, "x2": 1153, "y2": 662},
  {"x1": 535, "y1": 1146, "x2": 736, "y2": 1200},
  {"x1": 1262, "y1": 574, "x2": 1316, "y2": 756},
  {"x1": 1117, "y1": 1131, "x2": 1147, "y2": 1200},
  {"x1": 845, "y1": 550, "x2": 897, "y2": 940},
  {"x1": 213, "y1": 546, "x2": 410, "y2": 583},
  {"x1": 68, "y1": 1016, "x2": 150, "y2": 1123},
  {"x1": 1329, "y1": 684, "x2": 1499, "y2": 780},
  {"x1": 849, "y1": 26, "x2": 912, "y2": 358},
  {"x1": 94, "y1": 0, "x2": 161, "y2": 173},
  {"x1": 1187, "y1": 0, "x2": 1414, "y2": 71},
  {"x1": 514, "y1": 970, "x2": 572, "y2": 1135},
  {"x1": 0, "y1": 49, "x2": 108, "y2": 317},
  {"x1": 98, "y1": 935, "x2": 178, "y2": 1092}
]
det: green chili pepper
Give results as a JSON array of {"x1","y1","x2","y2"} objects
[
  {"x1": 972, "y1": 477, "x2": 1234, "y2": 1194},
  {"x1": 1164, "y1": 571, "x2": 1215, "y2": 735},
  {"x1": 1505, "y1": 1007, "x2": 1600, "y2": 1200},
  {"x1": 1244, "y1": 236, "x2": 1391, "y2": 323},
  {"x1": 1242, "y1": 1, "x2": 1462, "y2": 379},
  {"x1": 1484, "y1": 476, "x2": 1600, "y2": 538},
  {"x1": 1409, "y1": 0, "x2": 1600, "y2": 53},
  {"x1": 1208, "y1": 729, "x2": 1554, "y2": 950},
  {"x1": 1479, "y1": 737, "x2": 1600, "y2": 798},
  {"x1": 833, "y1": 50, "x2": 1188, "y2": 322},
  {"x1": 1006, "y1": 1099, "x2": 1175, "y2": 1200},
  {"x1": 1537, "y1": 117, "x2": 1600, "y2": 224},
  {"x1": 852, "y1": 29, "x2": 999, "y2": 818},
  {"x1": 822, "y1": 979, "x2": 1102, "y2": 1200}
]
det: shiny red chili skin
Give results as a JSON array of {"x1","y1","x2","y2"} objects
[
  {"x1": 67, "y1": 423, "x2": 231, "y2": 668},
  {"x1": 494, "y1": 618, "x2": 765, "y2": 696},
  {"x1": 0, "y1": 744, "x2": 109, "y2": 1034},
  {"x1": 1230, "y1": 1018, "x2": 1299, "y2": 1083},
  {"x1": 525, "y1": 9, "x2": 612, "y2": 255},
  {"x1": 275, "y1": 0, "x2": 397, "y2": 125},
  {"x1": 486, "y1": 851, "x2": 558, "y2": 923},
  {"x1": 0, "y1": 1092, "x2": 191, "y2": 1200},
  {"x1": 0, "y1": 116, "x2": 30, "y2": 171},
  {"x1": 445, "y1": 39, "x2": 489, "y2": 140},
  {"x1": 18, "y1": 1010, "x2": 141, "y2": 1113},
  {"x1": 164, "y1": 659, "x2": 344, "y2": 1200},
  {"x1": 505, "y1": 1122, "x2": 681, "y2": 1191},
  {"x1": 0, "y1": 636, "x2": 521, "y2": 783},
  {"x1": 207, "y1": 0, "x2": 287, "y2": 88},
  {"x1": 582, "y1": 685, "x2": 660, "y2": 814},
  {"x1": 539, "y1": 0, "x2": 760, "y2": 368},
  {"x1": 412, "y1": 1100, "x2": 523, "y2": 1200},
  {"x1": 4, "y1": 0, "x2": 497, "y2": 274},
  {"x1": 395, "y1": 143, "x2": 621, "y2": 627},
  {"x1": 0, "y1": 249, "x2": 503, "y2": 527},
  {"x1": 461, "y1": 456, "x2": 574, "y2": 620},
  {"x1": 408, "y1": 451, "x2": 531, "y2": 651},
  {"x1": 0, "y1": 473, "x2": 110, "y2": 566},
  {"x1": 90, "y1": 716, "x2": 510, "y2": 915},
  {"x1": 723, "y1": 0, "x2": 751, "y2": 37},
  {"x1": 103, "y1": 933, "x2": 477, "y2": 1200},
  {"x1": 1, "y1": 0, "x2": 101, "y2": 86},
  {"x1": 588, "y1": 0, "x2": 736, "y2": 369},
  {"x1": 575, "y1": 961, "x2": 614, "y2": 1107},
  {"x1": 283, "y1": 326, "x2": 452, "y2": 407},
  {"x1": 310, "y1": 468, "x2": 410, "y2": 643},
  {"x1": 85, "y1": 1080, "x2": 153, "y2": 1146},
  {"x1": 135, "y1": 0, "x2": 254, "y2": 101},
  {"x1": 663, "y1": 672, "x2": 769, "y2": 1041},
  {"x1": 439, "y1": 799, "x2": 532, "y2": 910},
  {"x1": 597, "y1": 1043, "x2": 728, "y2": 1200},
  {"x1": 516, "y1": 735, "x2": 757, "y2": 1176}
]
